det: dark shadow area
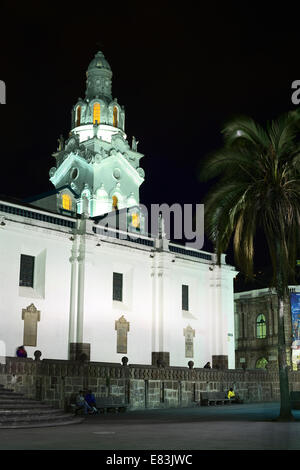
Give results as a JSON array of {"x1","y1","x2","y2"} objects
[{"x1": 81, "y1": 402, "x2": 300, "y2": 425}]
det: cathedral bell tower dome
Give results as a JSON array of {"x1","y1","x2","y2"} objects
[
  {"x1": 85, "y1": 51, "x2": 112, "y2": 101},
  {"x1": 49, "y1": 51, "x2": 145, "y2": 219},
  {"x1": 70, "y1": 51, "x2": 126, "y2": 141}
]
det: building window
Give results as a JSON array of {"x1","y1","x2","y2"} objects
[
  {"x1": 93, "y1": 102, "x2": 100, "y2": 124},
  {"x1": 256, "y1": 357, "x2": 268, "y2": 369},
  {"x1": 256, "y1": 314, "x2": 267, "y2": 338},
  {"x1": 182, "y1": 285, "x2": 189, "y2": 311},
  {"x1": 112, "y1": 195, "x2": 118, "y2": 210},
  {"x1": 19, "y1": 255, "x2": 35, "y2": 288},
  {"x1": 71, "y1": 168, "x2": 78, "y2": 180},
  {"x1": 76, "y1": 106, "x2": 81, "y2": 126},
  {"x1": 62, "y1": 194, "x2": 71, "y2": 211},
  {"x1": 131, "y1": 213, "x2": 140, "y2": 229},
  {"x1": 113, "y1": 272, "x2": 123, "y2": 302},
  {"x1": 113, "y1": 106, "x2": 118, "y2": 127}
]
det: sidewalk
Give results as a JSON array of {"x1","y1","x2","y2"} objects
[{"x1": 0, "y1": 402, "x2": 299, "y2": 450}]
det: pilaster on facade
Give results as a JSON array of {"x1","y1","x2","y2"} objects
[
  {"x1": 68, "y1": 215, "x2": 88, "y2": 356},
  {"x1": 151, "y1": 249, "x2": 172, "y2": 364},
  {"x1": 68, "y1": 234, "x2": 78, "y2": 352},
  {"x1": 208, "y1": 263, "x2": 237, "y2": 368}
]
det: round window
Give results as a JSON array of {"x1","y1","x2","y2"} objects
[
  {"x1": 113, "y1": 168, "x2": 121, "y2": 180},
  {"x1": 71, "y1": 168, "x2": 78, "y2": 180}
]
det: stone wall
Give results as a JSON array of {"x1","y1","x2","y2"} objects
[{"x1": 1, "y1": 357, "x2": 300, "y2": 410}]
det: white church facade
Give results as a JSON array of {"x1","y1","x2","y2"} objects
[{"x1": 0, "y1": 52, "x2": 237, "y2": 369}]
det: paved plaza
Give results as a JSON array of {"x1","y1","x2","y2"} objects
[{"x1": 0, "y1": 402, "x2": 300, "y2": 451}]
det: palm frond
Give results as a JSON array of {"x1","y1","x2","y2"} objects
[{"x1": 199, "y1": 111, "x2": 300, "y2": 292}]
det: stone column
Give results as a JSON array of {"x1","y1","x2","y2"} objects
[
  {"x1": 209, "y1": 265, "x2": 229, "y2": 368},
  {"x1": 68, "y1": 235, "x2": 78, "y2": 358},
  {"x1": 69, "y1": 212, "x2": 90, "y2": 361},
  {"x1": 76, "y1": 218, "x2": 86, "y2": 345},
  {"x1": 151, "y1": 252, "x2": 170, "y2": 366}
]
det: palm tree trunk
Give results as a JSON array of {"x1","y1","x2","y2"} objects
[{"x1": 275, "y1": 239, "x2": 294, "y2": 421}]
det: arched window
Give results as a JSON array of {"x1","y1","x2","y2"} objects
[
  {"x1": 131, "y1": 213, "x2": 140, "y2": 228},
  {"x1": 113, "y1": 106, "x2": 118, "y2": 127},
  {"x1": 112, "y1": 195, "x2": 118, "y2": 210},
  {"x1": 93, "y1": 102, "x2": 100, "y2": 125},
  {"x1": 256, "y1": 357, "x2": 268, "y2": 369},
  {"x1": 256, "y1": 314, "x2": 267, "y2": 338},
  {"x1": 76, "y1": 106, "x2": 81, "y2": 127},
  {"x1": 62, "y1": 194, "x2": 71, "y2": 211}
]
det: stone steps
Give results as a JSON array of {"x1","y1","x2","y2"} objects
[
  {"x1": 0, "y1": 403, "x2": 49, "y2": 410},
  {"x1": 0, "y1": 412, "x2": 71, "y2": 422},
  {"x1": 0, "y1": 385, "x2": 83, "y2": 428},
  {"x1": 0, "y1": 415, "x2": 83, "y2": 429},
  {"x1": 0, "y1": 393, "x2": 26, "y2": 398},
  {"x1": 0, "y1": 399, "x2": 46, "y2": 405},
  {"x1": 0, "y1": 408, "x2": 62, "y2": 416}
]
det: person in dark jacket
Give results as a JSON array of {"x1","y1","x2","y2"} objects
[
  {"x1": 16, "y1": 346, "x2": 27, "y2": 358},
  {"x1": 76, "y1": 391, "x2": 93, "y2": 415},
  {"x1": 85, "y1": 390, "x2": 98, "y2": 414}
]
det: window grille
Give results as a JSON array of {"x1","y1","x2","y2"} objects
[
  {"x1": 182, "y1": 284, "x2": 189, "y2": 311},
  {"x1": 19, "y1": 254, "x2": 35, "y2": 288},
  {"x1": 113, "y1": 272, "x2": 123, "y2": 302}
]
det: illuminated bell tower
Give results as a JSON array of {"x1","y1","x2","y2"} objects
[{"x1": 49, "y1": 51, "x2": 145, "y2": 217}]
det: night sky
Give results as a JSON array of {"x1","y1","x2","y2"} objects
[{"x1": 1, "y1": 2, "x2": 299, "y2": 290}]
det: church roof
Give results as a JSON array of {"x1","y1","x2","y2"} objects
[
  {"x1": 0, "y1": 194, "x2": 77, "y2": 219},
  {"x1": 87, "y1": 51, "x2": 111, "y2": 72},
  {"x1": 24, "y1": 185, "x2": 79, "y2": 203}
]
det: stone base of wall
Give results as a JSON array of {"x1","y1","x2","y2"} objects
[
  {"x1": 152, "y1": 352, "x2": 170, "y2": 367},
  {"x1": 1, "y1": 357, "x2": 300, "y2": 411},
  {"x1": 212, "y1": 355, "x2": 228, "y2": 370},
  {"x1": 69, "y1": 343, "x2": 90, "y2": 361}
]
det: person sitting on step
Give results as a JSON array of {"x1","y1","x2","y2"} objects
[
  {"x1": 76, "y1": 390, "x2": 93, "y2": 415},
  {"x1": 228, "y1": 387, "x2": 243, "y2": 403},
  {"x1": 85, "y1": 390, "x2": 98, "y2": 414}
]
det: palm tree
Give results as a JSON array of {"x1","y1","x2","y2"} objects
[{"x1": 199, "y1": 111, "x2": 300, "y2": 421}]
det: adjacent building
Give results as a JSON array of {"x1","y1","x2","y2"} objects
[{"x1": 234, "y1": 286, "x2": 300, "y2": 370}]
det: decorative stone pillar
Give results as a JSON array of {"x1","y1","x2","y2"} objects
[{"x1": 34, "y1": 350, "x2": 42, "y2": 361}]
